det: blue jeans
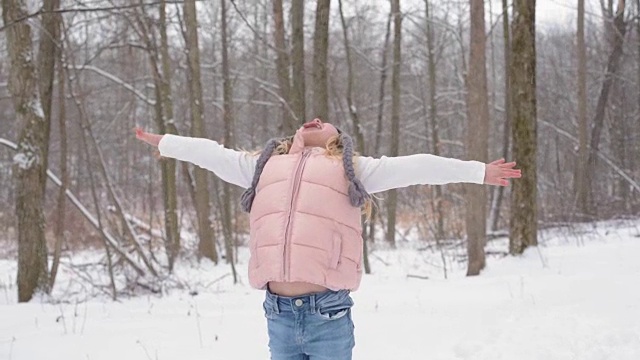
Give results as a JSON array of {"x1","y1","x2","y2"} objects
[{"x1": 263, "y1": 287, "x2": 355, "y2": 360}]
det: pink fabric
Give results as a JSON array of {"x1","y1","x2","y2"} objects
[{"x1": 248, "y1": 133, "x2": 363, "y2": 291}]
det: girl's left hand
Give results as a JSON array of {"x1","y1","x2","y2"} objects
[{"x1": 484, "y1": 158, "x2": 521, "y2": 186}]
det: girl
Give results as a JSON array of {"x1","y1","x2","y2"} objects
[{"x1": 135, "y1": 118, "x2": 520, "y2": 359}]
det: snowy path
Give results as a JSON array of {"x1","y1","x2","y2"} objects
[{"x1": 1, "y1": 223, "x2": 639, "y2": 359}]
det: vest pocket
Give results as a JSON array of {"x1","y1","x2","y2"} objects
[{"x1": 330, "y1": 232, "x2": 342, "y2": 269}]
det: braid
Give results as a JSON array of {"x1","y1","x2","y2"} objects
[
  {"x1": 340, "y1": 133, "x2": 370, "y2": 207},
  {"x1": 240, "y1": 138, "x2": 280, "y2": 212}
]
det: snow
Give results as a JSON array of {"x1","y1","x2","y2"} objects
[
  {"x1": 12, "y1": 151, "x2": 38, "y2": 170},
  {"x1": 1, "y1": 220, "x2": 640, "y2": 359}
]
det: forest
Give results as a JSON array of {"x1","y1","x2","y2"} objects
[{"x1": 1, "y1": 0, "x2": 638, "y2": 303}]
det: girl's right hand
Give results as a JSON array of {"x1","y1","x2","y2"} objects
[{"x1": 134, "y1": 127, "x2": 163, "y2": 147}]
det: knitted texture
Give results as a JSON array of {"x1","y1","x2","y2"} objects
[
  {"x1": 240, "y1": 131, "x2": 370, "y2": 212},
  {"x1": 240, "y1": 138, "x2": 279, "y2": 212},
  {"x1": 339, "y1": 133, "x2": 370, "y2": 207}
]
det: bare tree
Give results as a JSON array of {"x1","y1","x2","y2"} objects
[
  {"x1": 37, "y1": 0, "x2": 63, "y2": 290},
  {"x1": 183, "y1": 0, "x2": 218, "y2": 262},
  {"x1": 157, "y1": 0, "x2": 181, "y2": 269},
  {"x1": 132, "y1": 0, "x2": 182, "y2": 270},
  {"x1": 221, "y1": 0, "x2": 238, "y2": 283},
  {"x1": 584, "y1": 0, "x2": 627, "y2": 215},
  {"x1": 424, "y1": 0, "x2": 445, "y2": 242},
  {"x1": 3, "y1": 0, "x2": 50, "y2": 301},
  {"x1": 574, "y1": 0, "x2": 589, "y2": 218},
  {"x1": 49, "y1": 42, "x2": 67, "y2": 291},
  {"x1": 489, "y1": 0, "x2": 512, "y2": 231},
  {"x1": 509, "y1": 0, "x2": 538, "y2": 255},
  {"x1": 291, "y1": 0, "x2": 306, "y2": 122},
  {"x1": 312, "y1": 0, "x2": 331, "y2": 120},
  {"x1": 385, "y1": 0, "x2": 401, "y2": 247},
  {"x1": 338, "y1": 0, "x2": 370, "y2": 273},
  {"x1": 272, "y1": 0, "x2": 295, "y2": 133},
  {"x1": 369, "y1": 8, "x2": 393, "y2": 246},
  {"x1": 465, "y1": 0, "x2": 489, "y2": 275}
]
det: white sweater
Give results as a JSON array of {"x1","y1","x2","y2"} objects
[{"x1": 158, "y1": 134, "x2": 486, "y2": 194}]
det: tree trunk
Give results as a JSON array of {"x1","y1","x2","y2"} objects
[
  {"x1": 272, "y1": 0, "x2": 295, "y2": 133},
  {"x1": 385, "y1": 0, "x2": 401, "y2": 247},
  {"x1": 158, "y1": 0, "x2": 181, "y2": 270},
  {"x1": 369, "y1": 9, "x2": 393, "y2": 246},
  {"x1": 465, "y1": 0, "x2": 489, "y2": 276},
  {"x1": 585, "y1": 0, "x2": 626, "y2": 216},
  {"x1": 50, "y1": 26, "x2": 66, "y2": 291},
  {"x1": 3, "y1": 0, "x2": 50, "y2": 302},
  {"x1": 183, "y1": 0, "x2": 218, "y2": 263},
  {"x1": 36, "y1": 0, "x2": 61, "y2": 291},
  {"x1": 221, "y1": 0, "x2": 238, "y2": 283},
  {"x1": 509, "y1": 0, "x2": 538, "y2": 255},
  {"x1": 312, "y1": 0, "x2": 331, "y2": 121},
  {"x1": 291, "y1": 0, "x2": 306, "y2": 122},
  {"x1": 37, "y1": 0, "x2": 60, "y2": 187},
  {"x1": 574, "y1": 0, "x2": 589, "y2": 219},
  {"x1": 375, "y1": 10, "x2": 393, "y2": 156},
  {"x1": 425, "y1": 0, "x2": 445, "y2": 242},
  {"x1": 338, "y1": 0, "x2": 370, "y2": 274},
  {"x1": 489, "y1": 0, "x2": 512, "y2": 231}
]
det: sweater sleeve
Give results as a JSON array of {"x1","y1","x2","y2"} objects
[
  {"x1": 157, "y1": 134, "x2": 257, "y2": 189},
  {"x1": 356, "y1": 154, "x2": 486, "y2": 194}
]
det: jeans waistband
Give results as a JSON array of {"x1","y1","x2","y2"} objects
[{"x1": 264, "y1": 286, "x2": 352, "y2": 315}]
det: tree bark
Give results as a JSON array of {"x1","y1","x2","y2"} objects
[
  {"x1": 312, "y1": 0, "x2": 331, "y2": 121},
  {"x1": 158, "y1": 0, "x2": 181, "y2": 269},
  {"x1": 369, "y1": 9, "x2": 393, "y2": 247},
  {"x1": 3, "y1": 0, "x2": 50, "y2": 302},
  {"x1": 489, "y1": 0, "x2": 512, "y2": 231},
  {"x1": 183, "y1": 0, "x2": 218, "y2": 263},
  {"x1": 585, "y1": 0, "x2": 626, "y2": 216},
  {"x1": 509, "y1": 0, "x2": 538, "y2": 255},
  {"x1": 50, "y1": 27, "x2": 66, "y2": 291},
  {"x1": 37, "y1": 0, "x2": 60, "y2": 188},
  {"x1": 574, "y1": 0, "x2": 589, "y2": 218},
  {"x1": 465, "y1": 0, "x2": 489, "y2": 275},
  {"x1": 375, "y1": 11, "x2": 393, "y2": 156},
  {"x1": 36, "y1": 0, "x2": 61, "y2": 291},
  {"x1": 338, "y1": 0, "x2": 370, "y2": 274},
  {"x1": 424, "y1": 0, "x2": 445, "y2": 242},
  {"x1": 134, "y1": 0, "x2": 182, "y2": 271},
  {"x1": 221, "y1": 0, "x2": 238, "y2": 282},
  {"x1": 272, "y1": 0, "x2": 295, "y2": 133},
  {"x1": 385, "y1": 0, "x2": 401, "y2": 247},
  {"x1": 291, "y1": 0, "x2": 306, "y2": 122}
]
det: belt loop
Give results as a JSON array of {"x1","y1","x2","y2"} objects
[
  {"x1": 273, "y1": 294, "x2": 280, "y2": 314},
  {"x1": 310, "y1": 293, "x2": 317, "y2": 314}
]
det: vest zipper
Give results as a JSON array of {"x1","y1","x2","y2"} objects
[{"x1": 283, "y1": 149, "x2": 312, "y2": 281}]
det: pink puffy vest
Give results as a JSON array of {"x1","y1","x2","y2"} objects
[{"x1": 247, "y1": 142, "x2": 363, "y2": 291}]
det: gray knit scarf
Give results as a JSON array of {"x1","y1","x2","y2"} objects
[{"x1": 240, "y1": 130, "x2": 370, "y2": 213}]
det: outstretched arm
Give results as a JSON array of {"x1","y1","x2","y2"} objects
[
  {"x1": 357, "y1": 154, "x2": 520, "y2": 194},
  {"x1": 134, "y1": 127, "x2": 257, "y2": 189}
]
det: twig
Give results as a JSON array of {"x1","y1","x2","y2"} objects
[
  {"x1": 0, "y1": 1, "x2": 192, "y2": 32},
  {"x1": 406, "y1": 274, "x2": 430, "y2": 280}
]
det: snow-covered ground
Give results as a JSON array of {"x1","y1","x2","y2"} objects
[{"x1": 1, "y1": 220, "x2": 639, "y2": 360}]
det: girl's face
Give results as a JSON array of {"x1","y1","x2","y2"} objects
[{"x1": 298, "y1": 119, "x2": 338, "y2": 148}]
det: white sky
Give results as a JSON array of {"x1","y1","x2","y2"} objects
[{"x1": 534, "y1": 0, "x2": 604, "y2": 28}]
